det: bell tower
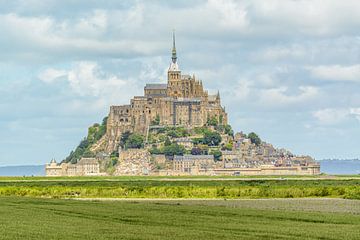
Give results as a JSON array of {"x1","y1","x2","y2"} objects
[
  {"x1": 167, "y1": 31, "x2": 182, "y2": 97},
  {"x1": 168, "y1": 31, "x2": 181, "y2": 78}
]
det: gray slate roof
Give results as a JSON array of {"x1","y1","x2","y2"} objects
[
  {"x1": 145, "y1": 84, "x2": 167, "y2": 90},
  {"x1": 78, "y1": 158, "x2": 99, "y2": 165},
  {"x1": 173, "y1": 155, "x2": 214, "y2": 161}
]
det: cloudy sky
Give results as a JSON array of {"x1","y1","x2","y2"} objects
[{"x1": 0, "y1": 0, "x2": 359, "y2": 166}]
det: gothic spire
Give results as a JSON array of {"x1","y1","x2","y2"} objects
[{"x1": 172, "y1": 30, "x2": 177, "y2": 64}]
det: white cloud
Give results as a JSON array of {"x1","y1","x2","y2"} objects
[
  {"x1": 1, "y1": 1, "x2": 360, "y2": 63},
  {"x1": 308, "y1": 64, "x2": 360, "y2": 82},
  {"x1": 312, "y1": 108, "x2": 349, "y2": 125},
  {"x1": 38, "y1": 68, "x2": 67, "y2": 83},
  {"x1": 0, "y1": 11, "x2": 162, "y2": 61},
  {"x1": 67, "y1": 62, "x2": 127, "y2": 97},
  {"x1": 251, "y1": 0, "x2": 360, "y2": 36},
  {"x1": 207, "y1": 0, "x2": 248, "y2": 30},
  {"x1": 62, "y1": 9, "x2": 108, "y2": 38},
  {"x1": 313, "y1": 107, "x2": 360, "y2": 125},
  {"x1": 234, "y1": 79, "x2": 252, "y2": 100},
  {"x1": 252, "y1": 44, "x2": 306, "y2": 62},
  {"x1": 259, "y1": 86, "x2": 319, "y2": 106},
  {"x1": 39, "y1": 61, "x2": 129, "y2": 99}
]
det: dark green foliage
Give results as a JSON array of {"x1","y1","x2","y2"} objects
[
  {"x1": 167, "y1": 129, "x2": 180, "y2": 138},
  {"x1": 164, "y1": 137, "x2": 172, "y2": 146},
  {"x1": 119, "y1": 131, "x2": 132, "y2": 148},
  {"x1": 110, "y1": 150, "x2": 119, "y2": 158},
  {"x1": 224, "y1": 124, "x2": 234, "y2": 136},
  {"x1": 191, "y1": 147, "x2": 202, "y2": 155},
  {"x1": 207, "y1": 116, "x2": 218, "y2": 126},
  {"x1": 63, "y1": 117, "x2": 108, "y2": 164},
  {"x1": 102, "y1": 116, "x2": 108, "y2": 126},
  {"x1": 194, "y1": 126, "x2": 210, "y2": 135},
  {"x1": 125, "y1": 133, "x2": 144, "y2": 149},
  {"x1": 215, "y1": 125, "x2": 224, "y2": 132},
  {"x1": 149, "y1": 147, "x2": 163, "y2": 155},
  {"x1": 110, "y1": 158, "x2": 118, "y2": 166},
  {"x1": 248, "y1": 132, "x2": 261, "y2": 146},
  {"x1": 203, "y1": 131, "x2": 222, "y2": 146},
  {"x1": 222, "y1": 142, "x2": 233, "y2": 151},
  {"x1": 163, "y1": 143, "x2": 186, "y2": 156},
  {"x1": 82, "y1": 149, "x2": 95, "y2": 158},
  {"x1": 210, "y1": 149, "x2": 222, "y2": 161},
  {"x1": 165, "y1": 126, "x2": 189, "y2": 138},
  {"x1": 219, "y1": 114, "x2": 223, "y2": 124},
  {"x1": 214, "y1": 124, "x2": 233, "y2": 137},
  {"x1": 192, "y1": 138, "x2": 204, "y2": 145},
  {"x1": 78, "y1": 139, "x2": 89, "y2": 149}
]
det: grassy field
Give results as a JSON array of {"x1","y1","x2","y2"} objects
[
  {"x1": 0, "y1": 177, "x2": 359, "y2": 199},
  {"x1": 0, "y1": 197, "x2": 359, "y2": 240}
]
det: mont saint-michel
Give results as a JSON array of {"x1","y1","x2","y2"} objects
[{"x1": 46, "y1": 34, "x2": 319, "y2": 177}]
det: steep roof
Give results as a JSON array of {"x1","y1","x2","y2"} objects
[
  {"x1": 208, "y1": 94, "x2": 217, "y2": 101},
  {"x1": 77, "y1": 158, "x2": 99, "y2": 165},
  {"x1": 173, "y1": 155, "x2": 214, "y2": 161},
  {"x1": 144, "y1": 84, "x2": 168, "y2": 90}
]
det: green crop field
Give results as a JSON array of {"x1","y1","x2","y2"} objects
[
  {"x1": 0, "y1": 178, "x2": 359, "y2": 239},
  {"x1": 0, "y1": 197, "x2": 359, "y2": 240},
  {"x1": 0, "y1": 177, "x2": 359, "y2": 199}
]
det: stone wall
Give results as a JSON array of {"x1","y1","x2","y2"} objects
[{"x1": 115, "y1": 149, "x2": 153, "y2": 175}]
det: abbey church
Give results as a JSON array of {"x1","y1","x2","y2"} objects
[{"x1": 104, "y1": 33, "x2": 227, "y2": 152}]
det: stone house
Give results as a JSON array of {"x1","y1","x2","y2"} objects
[
  {"x1": 45, "y1": 159, "x2": 65, "y2": 176},
  {"x1": 172, "y1": 154, "x2": 215, "y2": 174}
]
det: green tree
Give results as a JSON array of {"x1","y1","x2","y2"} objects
[
  {"x1": 164, "y1": 137, "x2": 172, "y2": 146},
  {"x1": 248, "y1": 132, "x2": 261, "y2": 146},
  {"x1": 203, "y1": 131, "x2": 222, "y2": 146},
  {"x1": 167, "y1": 129, "x2": 180, "y2": 138},
  {"x1": 163, "y1": 143, "x2": 185, "y2": 156},
  {"x1": 102, "y1": 116, "x2": 108, "y2": 126},
  {"x1": 207, "y1": 116, "x2": 218, "y2": 126},
  {"x1": 120, "y1": 131, "x2": 132, "y2": 148},
  {"x1": 219, "y1": 115, "x2": 223, "y2": 124},
  {"x1": 194, "y1": 126, "x2": 210, "y2": 135},
  {"x1": 125, "y1": 133, "x2": 144, "y2": 149},
  {"x1": 222, "y1": 142, "x2": 233, "y2": 151},
  {"x1": 176, "y1": 127, "x2": 189, "y2": 137},
  {"x1": 224, "y1": 124, "x2": 234, "y2": 136},
  {"x1": 149, "y1": 147, "x2": 163, "y2": 155},
  {"x1": 210, "y1": 149, "x2": 222, "y2": 161}
]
